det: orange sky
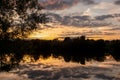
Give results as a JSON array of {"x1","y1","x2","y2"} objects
[
  {"x1": 34, "y1": 0, "x2": 120, "y2": 40},
  {"x1": 28, "y1": 24, "x2": 120, "y2": 40}
]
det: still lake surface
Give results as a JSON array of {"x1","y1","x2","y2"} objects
[{"x1": 0, "y1": 55, "x2": 120, "y2": 80}]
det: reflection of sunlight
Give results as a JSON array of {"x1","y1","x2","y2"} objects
[
  {"x1": 37, "y1": 55, "x2": 81, "y2": 68},
  {"x1": 38, "y1": 55, "x2": 65, "y2": 66},
  {"x1": 20, "y1": 54, "x2": 117, "y2": 68},
  {"x1": 21, "y1": 55, "x2": 81, "y2": 68},
  {"x1": 21, "y1": 55, "x2": 34, "y2": 63}
]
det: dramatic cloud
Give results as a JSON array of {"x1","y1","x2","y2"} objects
[
  {"x1": 95, "y1": 14, "x2": 120, "y2": 20},
  {"x1": 114, "y1": 0, "x2": 120, "y2": 5},
  {"x1": 47, "y1": 13, "x2": 112, "y2": 27},
  {"x1": 29, "y1": 23, "x2": 120, "y2": 40},
  {"x1": 80, "y1": 0, "x2": 96, "y2": 5},
  {"x1": 37, "y1": 0, "x2": 120, "y2": 40},
  {"x1": 39, "y1": 0, "x2": 79, "y2": 10},
  {"x1": 39, "y1": 0, "x2": 96, "y2": 10}
]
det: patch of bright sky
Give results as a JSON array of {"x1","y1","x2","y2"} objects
[
  {"x1": 84, "y1": 1, "x2": 120, "y2": 17},
  {"x1": 48, "y1": 3, "x2": 92, "y2": 16},
  {"x1": 47, "y1": 0, "x2": 120, "y2": 17},
  {"x1": 92, "y1": 2, "x2": 120, "y2": 16}
]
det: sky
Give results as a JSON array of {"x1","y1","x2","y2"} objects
[{"x1": 30, "y1": 0, "x2": 120, "y2": 40}]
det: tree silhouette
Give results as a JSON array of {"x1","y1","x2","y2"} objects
[
  {"x1": 1, "y1": 35, "x2": 120, "y2": 71},
  {"x1": 0, "y1": 0, "x2": 48, "y2": 71},
  {"x1": 0, "y1": 0, "x2": 47, "y2": 39}
]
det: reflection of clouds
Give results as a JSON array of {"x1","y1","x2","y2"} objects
[
  {"x1": 0, "y1": 72, "x2": 29, "y2": 80},
  {"x1": 1, "y1": 57, "x2": 120, "y2": 80},
  {"x1": 95, "y1": 74, "x2": 119, "y2": 80}
]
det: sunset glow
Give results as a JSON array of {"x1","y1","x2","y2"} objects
[
  {"x1": 28, "y1": 0, "x2": 120, "y2": 40},
  {"x1": 29, "y1": 24, "x2": 120, "y2": 40},
  {"x1": 1, "y1": 1, "x2": 120, "y2": 80}
]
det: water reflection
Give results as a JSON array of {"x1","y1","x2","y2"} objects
[
  {"x1": 1, "y1": 55, "x2": 120, "y2": 80},
  {"x1": 1, "y1": 37, "x2": 120, "y2": 71}
]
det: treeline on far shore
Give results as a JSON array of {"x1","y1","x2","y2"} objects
[{"x1": 0, "y1": 36, "x2": 120, "y2": 71}]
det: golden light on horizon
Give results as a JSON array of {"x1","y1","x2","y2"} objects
[
  {"x1": 28, "y1": 25, "x2": 91, "y2": 40},
  {"x1": 29, "y1": 30, "x2": 58, "y2": 40},
  {"x1": 28, "y1": 24, "x2": 120, "y2": 40},
  {"x1": 89, "y1": 34, "x2": 120, "y2": 40}
]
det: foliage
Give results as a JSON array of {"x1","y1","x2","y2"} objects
[{"x1": 0, "y1": 0, "x2": 47, "y2": 39}]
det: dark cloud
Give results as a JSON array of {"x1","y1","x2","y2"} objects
[
  {"x1": 73, "y1": 16, "x2": 91, "y2": 21},
  {"x1": 95, "y1": 15, "x2": 114, "y2": 20},
  {"x1": 80, "y1": 0, "x2": 96, "y2": 5},
  {"x1": 39, "y1": 0, "x2": 96, "y2": 10},
  {"x1": 47, "y1": 13, "x2": 62, "y2": 23},
  {"x1": 39, "y1": 0, "x2": 79, "y2": 10},
  {"x1": 114, "y1": 0, "x2": 120, "y2": 5},
  {"x1": 95, "y1": 14, "x2": 120, "y2": 20},
  {"x1": 48, "y1": 13, "x2": 111, "y2": 27}
]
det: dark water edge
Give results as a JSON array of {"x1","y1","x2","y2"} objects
[{"x1": 0, "y1": 37, "x2": 120, "y2": 71}]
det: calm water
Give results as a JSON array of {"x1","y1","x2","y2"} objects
[{"x1": 0, "y1": 55, "x2": 120, "y2": 80}]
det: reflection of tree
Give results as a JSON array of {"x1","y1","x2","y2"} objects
[
  {"x1": 107, "y1": 40, "x2": 120, "y2": 61},
  {"x1": 1, "y1": 36, "x2": 120, "y2": 71}
]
